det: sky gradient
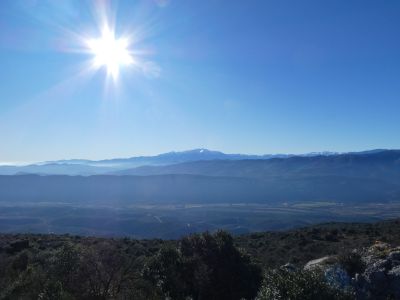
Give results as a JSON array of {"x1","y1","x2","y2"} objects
[{"x1": 1, "y1": 0, "x2": 400, "y2": 163}]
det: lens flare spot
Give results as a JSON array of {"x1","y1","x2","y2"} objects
[{"x1": 86, "y1": 26, "x2": 133, "y2": 80}]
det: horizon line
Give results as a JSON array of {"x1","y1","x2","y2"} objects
[{"x1": 0, "y1": 148, "x2": 395, "y2": 167}]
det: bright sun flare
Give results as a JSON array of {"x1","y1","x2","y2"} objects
[{"x1": 87, "y1": 27, "x2": 133, "y2": 80}]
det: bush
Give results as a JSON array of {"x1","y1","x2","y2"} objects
[
  {"x1": 256, "y1": 269, "x2": 353, "y2": 300},
  {"x1": 11, "y1": 251, "x2": 29, "y2": 271},
  {"x1": 145, "y1": 231, "x2": 262, "y2": 300},
  {"x1": 338, "y1": 251, "x2": 365, "y2": 277}
]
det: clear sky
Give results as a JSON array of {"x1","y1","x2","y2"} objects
[{"x1": 0, "y1": 0, "x2": 400, "y2": 163}]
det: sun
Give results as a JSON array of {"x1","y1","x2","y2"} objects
[{"x1": 86, "y1": 26, "x2": 134, "y2": 80}]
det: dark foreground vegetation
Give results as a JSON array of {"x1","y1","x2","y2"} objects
[{"x1": 1, "y1": 219, "x2": 400, "y2": 299}]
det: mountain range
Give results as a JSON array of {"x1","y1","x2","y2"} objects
[
  {"x1": 0, "y1": 149, "x2": 399, "y2": 205},
  {"x1": 0, "y1": 148, "x2": 352, "y2": 176}
]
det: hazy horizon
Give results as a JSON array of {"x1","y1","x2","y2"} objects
[{"x1": 0, "y1": 147, "x2": 398, "y2": 166}]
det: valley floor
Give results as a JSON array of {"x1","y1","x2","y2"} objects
[{"x1": 1, "y1": 201, "x2": 400, "y2": 239}]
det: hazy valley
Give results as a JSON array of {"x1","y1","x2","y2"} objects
[{"x1": 1, "y1": 149, "x2": 400, "y2": 238}]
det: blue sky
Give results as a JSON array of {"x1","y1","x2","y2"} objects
[{"x1": 0, "y1": 0, "x2": 400, "y2": 163}]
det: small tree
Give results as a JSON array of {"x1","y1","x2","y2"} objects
[
  {"x1": 51, "y1": 243, "x2": 81, "y2": 293},
  {"x1": 79, "y1": 241, "x2": 140, "y2": 299},
  {"x1": 145, "y1": 231, "x2": 262, "y2": 300}
]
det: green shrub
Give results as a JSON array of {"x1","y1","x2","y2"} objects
[
  {"x1": 338, "y1": 251, "x2": 365, "y2": 277},
  {"x1": 145, "y1": 231, "x2": 262, "y2": 300},
  {"x1": 256, "y1": 269, "x2": 353, "y2": 300}
]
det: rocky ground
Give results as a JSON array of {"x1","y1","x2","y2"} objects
[{"x1": 300, "y1": 241, "x2": 400, "y2": 299}]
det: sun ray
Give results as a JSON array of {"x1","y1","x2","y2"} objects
[{"x1": 37, "y1": 1, "x2": 161, "y2": 89}]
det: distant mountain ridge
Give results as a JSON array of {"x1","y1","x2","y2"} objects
[
  {"x1": 0, "y1": 148, "x2": 378, "y2": 176},
  {"x1": 43, "y1": 148, "x2": 295, "y2": 167},
  {"x1": 115, "y1": 149, "x2": 400, "y2": 180},
  {"x1": 0, "y1": 149, "x2": 399, "y2": 206}
]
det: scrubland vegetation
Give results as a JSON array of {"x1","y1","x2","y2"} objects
[{"x1": 1, "y1": 219, "x2": 400, "y2": 299}]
